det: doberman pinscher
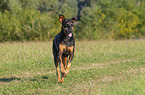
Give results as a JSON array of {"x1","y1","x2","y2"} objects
[{"x1": 52, "y1": 14, "x2": 77, "y2": 82}]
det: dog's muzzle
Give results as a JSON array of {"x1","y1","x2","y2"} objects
[
  {"x1": 65, "y1": 29, "x2": 73, "y2": 37},
  {"x1": 68, "y1": 33, "x2": 72, "y2": 37}
]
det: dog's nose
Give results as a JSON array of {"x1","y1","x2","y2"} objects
[{"x1": 70, "y1": 29, "x2": 73, "y2": 32}]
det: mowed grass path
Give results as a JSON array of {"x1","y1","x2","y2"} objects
[{"x1": 0, "y1": 40, "x2": 145, "y2": 94}]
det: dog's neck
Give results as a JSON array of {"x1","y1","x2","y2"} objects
[
  {"x1": 60, "y1": 27, "x2": 73, "y2": 45},
  {"x1": 60, "y1": 26, "x2": 66, "y2": 35}
]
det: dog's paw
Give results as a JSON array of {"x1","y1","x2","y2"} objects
[
  {"x1": 65, "y1": 70, "x2": 69, "y2": 74},
  {"x1": 58, "y1": 79, "x2": 62, "y2": 83},
  {"x1": 61, "y1": 70, "x2": 66, "y2": 74},
  {"x1": 63, "y1": 73, "x2": 67, "y2": 77},
  {"x1": 61, "y1": 77, "x2": 64, "y2": 82}
]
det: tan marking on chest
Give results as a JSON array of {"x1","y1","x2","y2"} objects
[
  {"x1": 59, "y1": 44, "x2": 66, "y2": 52},
  {"x1": 67, "y1": 46, "x2": 74, "y2": 52},
  {"x1": 59, "y1": 44, "x2": 74, "y2": 52}
]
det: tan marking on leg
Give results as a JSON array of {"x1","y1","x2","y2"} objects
[
  {"x1": 67, "y1": 46, "x2": 74, "y2": 52},
  {"x1": 65, "y1": 46, "x2": 74, "y2": 76},
  {"x1": 55, "y1": 58, "x2": 62, "y2": 82},
  {"x1": 59, "y1": 44, "x2": 66, "y2": 80},
  {"x1": 65, "y1": 56, "x2": 72, "y2": 75},
  {"x1": 61, "y1": 76, "x2": 64, "y2": 82},
  {"x1": 56, "y1": 66, "x2": 62, "y2": 82}
]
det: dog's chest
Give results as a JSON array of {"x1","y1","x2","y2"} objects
[
  {"x1": 59, "y1": 40, "x2": 74, "y2": 57},
  {"x1": 61, "y1": 37, "x2": 74, "y2": 47},
  {"x1": 59, "y1": 44, "x2": 74, "y2": 56},
  {"x1": 62, "y1": 48, "x2": 71, "y2": 57}
]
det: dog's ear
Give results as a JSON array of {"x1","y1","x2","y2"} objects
[
  {"x1": 59, "y1": 14, "x2": 66, "y2": 23},
  {"x1": 71, "y1": 17, "x2": 77, "y2": 23}
]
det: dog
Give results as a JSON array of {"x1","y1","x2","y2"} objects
[{"x1": 52, "y1": 14, "x2": 77, "y2": 82}]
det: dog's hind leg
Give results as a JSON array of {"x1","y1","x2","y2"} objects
[
  {"x1": 63, "y1": 57, "x2": 67, "y2": 69},
  {"x1": 59, "y1": 44, "x2": 66, "y2": 75}
]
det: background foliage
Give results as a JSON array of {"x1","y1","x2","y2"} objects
[{"x1": 0, "y1": 0, "x2": 145, "y2": 41}]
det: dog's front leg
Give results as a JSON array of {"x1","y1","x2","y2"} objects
[
  {"x1": 65, "y1": 53, "x2": 73, "y2": 76},
  {"x1": 59, "y1": 44, "x2": 66, "y2": 75},
  {"x1": 59, "y1": 52, "x2": 66, "y2": 82},
  {"x1": 59, "y1": 52, "x2": 66, "y2": 74},
  {"x1": 63, "y1": 57, "x2": 67, "y2": 69},
  {"x1": 65, "y1": 46, "x2": 74, "y2": 76}
]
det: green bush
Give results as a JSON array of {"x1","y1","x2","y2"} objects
[
  {"x1": 76, "y1": 0, "x2": 145, "y2": 40},
  {"x1": 0, "y1": 0, "x2": 145, "y2": 41},
  {"x1": 0, "y1": 0, "x2": 79, "y2": 42},
  {"x1": 0, "y1": 9, "x2": 56, "y2": 41}
]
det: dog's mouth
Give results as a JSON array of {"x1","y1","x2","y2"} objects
[
  {"x1": 68, "y1": 33, "x2": 72, "y2": 37},
  {"x1": 65, "y1": 29, "x2": 73, "y2": 37}
]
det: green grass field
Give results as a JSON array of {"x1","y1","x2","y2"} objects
[{"x1": 0, "y1": 40, "x2": 145, "y2": 95}]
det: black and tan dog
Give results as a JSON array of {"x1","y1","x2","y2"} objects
[{"x1": 52, "y1": 14, "x2": 77, "y2": 82}]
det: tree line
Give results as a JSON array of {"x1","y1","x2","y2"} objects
[{"x1": 0, "y1": 0, "x2": 145, "y2": 42}]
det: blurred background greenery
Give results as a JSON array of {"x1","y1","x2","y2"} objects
[{"x1": 0, "y1": 0, "x2": 145, "y2": 41}]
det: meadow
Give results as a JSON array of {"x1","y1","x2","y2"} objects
[{"x1": 0, "y1": 40, "x2": 145, "y2": 94}]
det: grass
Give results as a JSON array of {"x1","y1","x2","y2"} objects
[{"x1": 0, "y1": 40, "x2": 145, "y2": 94}]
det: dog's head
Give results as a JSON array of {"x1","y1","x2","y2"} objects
[{"x1": 59, "y1": 14, "x2": 77, "y2": 38}]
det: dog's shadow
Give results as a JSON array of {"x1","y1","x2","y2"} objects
[
  {"x1": 0, "y1": 77, "x2": 21, "y2": 82},
  {"x1": 30, "y1": 76, "x2": 49, "y2": 81},
  {"x1": 0, "y1": 75, "x2": 53, "y2": 83}
]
